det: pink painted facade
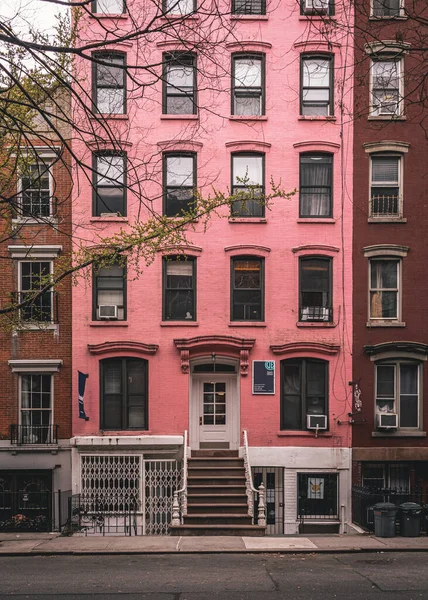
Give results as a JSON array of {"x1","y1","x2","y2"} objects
[{"x1": 72, "y1": 0, "x2": 353, "y2": 534}]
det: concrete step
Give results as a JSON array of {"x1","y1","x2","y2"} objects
[
  {"x1": 170, "y1": 524, "x2": 266, "y2": 536},
  {"x1": 191, "y1": 450, "x2": 239, "y2": 458},
  {"x1": 188, "y1": 467, "x2": 245, "y2": 477},
  {"x1": 187, "y1": 504, "x2": 249, "y2": 515},
  {"x1": 187, "y1": 494, "x2": 248, "y2": 504},
  {"x1": 184, "y1": 514, "x2": 253, "y2": 525},
  {"x1": 188, "y1": 458, "x2": 244, "y2": 468},
  {"x1": 187, "y1": 485, "x2": 247, "y2": 495},
  {"x1": 187, "y1": 476, "x2": 247, "y2": 486}
]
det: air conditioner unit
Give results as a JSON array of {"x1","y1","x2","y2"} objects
[
  {"x1": 304, "y1": 0, "x2": 329, "y2": 13},
  {"x1": 307, "y1": 414, "x2": 328, "y2": 430},
  {"x1": 377, "y1": 413, "x2": 398, "y2": 429},
  {"x1": 98, "y1": 305, "x2": 118, "y2": 319},
  {"x1": 301, "y1": 307, "x2": 330, "y2": 321}
]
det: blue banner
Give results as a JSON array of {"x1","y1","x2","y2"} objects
[{"x1": 78, "y1": 371, "x2": 89, "y2": 420}]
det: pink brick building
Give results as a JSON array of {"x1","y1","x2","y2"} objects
[{"x1": 71, "y1": 0, "x2": 354, "y2": 534}]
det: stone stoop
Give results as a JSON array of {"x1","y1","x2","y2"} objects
[{"x1": 170, "y1": 450, "x2": 266, "y2": 536}]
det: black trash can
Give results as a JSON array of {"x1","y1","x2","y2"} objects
[
  {"x1": 399, "y1": 502, "x2": 422, "y2": 537},
  {"x1": 373, "y1": 502, "x2": 397, "y2": 538}
]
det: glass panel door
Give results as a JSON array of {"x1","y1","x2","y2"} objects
[{"x1": 203, "y1": 382, "x2": 226, "y2": 425}]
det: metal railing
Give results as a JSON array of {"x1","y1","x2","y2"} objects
[
  {"x1": 243, "y1": 430, "x2": 266, "y2": 526},
  {"x1": 171, "y1": 430, "x2": 188, "y2": 526},
  {"x1": 10, "y1": 424, "x2": 59, "y2": 445},
  {"x1": 0, "y1": 489, "x2": 71, "y2": 532},
  {"x1": 232, "y1": 0, "x2": 266, "y2": 14},
  {"x1": 299, "y1": 306, "x2": 332, "y2": 322},
  {"x1": 370, "y1": 195, "x2": 402, "y2": 218},
  {"x1": 67, "y1": 493, "x2": 139, "y2": 536}
]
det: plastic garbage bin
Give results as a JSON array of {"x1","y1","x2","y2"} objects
[
  {"x1": 399, "y1": 502, "x2": 422, "y2": 537},
  {"x1": 373, "y1": 502, "x2": 397, "y2": 538}
]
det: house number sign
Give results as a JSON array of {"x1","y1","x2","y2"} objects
[{"x1": 252, "y1": 360, "x2": 275, "y2": 395}]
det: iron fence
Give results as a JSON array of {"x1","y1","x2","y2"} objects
[
  {"x1": 0, "y1": 489, "x2": 71, "y2": 532},
  {"x1": 252, "y1": 467, "x2": 284, "y2": 535},
  {"x1": 67, "y1": 494, "x2": 139, "y2": 536},
  {"x1": 10, "y1": 425, "x2": 59, "y2": 445}
]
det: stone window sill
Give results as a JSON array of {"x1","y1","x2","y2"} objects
[
  {"x1": 160, "y1": 114, "x2": 199, "y2": 120},
  {"x1": 297, "y1": 321, "x2": 336, "y2": 328},
  {"x1": 90, "y1": 114, "x2": 128, "y2": 120},
  {"x1": 159, "y1": 14, "x2": 199, "y2": 20},
  {"x1": 277, "y1": 430, "x2": 332, "y2": 437},
  {"x1": 368, "y1": 217, "x2": 407, "y2": 223},
  {"x1": 366, "y1": 321, "x2": 406, "y2": 328},
  {"x1": 298, "y1": 116, "x2": 336, "y2": 122},
  {"x1": 372, "y1": 430, "x2": 426, "y2": 438},
  {"x1": 229, "y1": 217, "x2": 267, "y2": 224},
  {"x1": 89, "y1": 216, "x2": 128, "y2": 223},
  {"x1": 91, "y1": 13, "x2": 128, "y2": 19},
  {"x1": 297, "y1": 218, "x2": 335, "y2": 224},
  {"x1": 229, "y1": 115, "x2": 267, "y2": 122},
  {"x1": 368, "y1": 115, "x2": 406, "y2": 121},
  {"x1": 160, "y1": 321, "x2": 199, "y2": 327},
  {"x1": 228, "y1": 322, "x2": 266, "y2": 327},
  {"x1": 90, "y1": 321, "x2": 128, "y2": 327},
  {"x1": 369, "y1": 15, "x2": 407, "y2": 21},
  {"x1": 230, "y1": 14, "x2": 269, "y2": 21},
  {"x1": 298, "y1": 15, "x2": 336, "y2": 21},
  {"x1": 12, "y1": 218, "x2": 58, "y2": 225},
  {"x1": 17, "y1": 323, "x2": 58, "y2": 332}
]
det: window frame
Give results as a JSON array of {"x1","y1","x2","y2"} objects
[
  {"x1": 92, "y1": 52, "x2": 127, "y2": 115},
  {"x1": 300, "y1": 0, "x2": 335, "y2": 16},
  {"x1": 163, "y1": 152, "x2": 197, "y2": 217},
  {"x1": 162, "y1": 255, "x2": 197, "y2": 321},
  {"x1": 299, "y1": 152, "x2": 333, "y2": 218},
  {"x1": 368, "y1": 257, "x2": 401, "y2": 322},
  {"x1": 231, "y1": 0, "x2": 266, "y2": 15},
  {"x1": 299, "y1": 256, "x2": 333, "y2": 322},
  {"x1": 300, "y1": 53, "x2": 334, "y2": 117},
  {"x1": 19, "y1": 373, "x2": 53, "y2": 433},
  {"x1": 92, "y1": 262, "x2": 127, "y2": 321},
  {"x1": 231, "y1": 53, "x2": 265, "y2": 116},
  {"x1": 93, "y1": 152, "x2": 127, "y2": 217},
  {"x1": 280, "y1": 358, "x2": 329, "y2": 431},
  {"x1": 369, "y1": 153, "x2": 403, "y2": 219},
  {"x1": 162, "y1": 0, "x2": 196, "y2": 15},
  {"x1": 18, "y1": 260, "x2": 54, "y2": 323},
  {"x1": 374, "y1": 360, "x2": 422, "y2": 430},
  {"x1": 370, "y1": 56, "x2": 403, "y2": 117},
  {"x1": 100, "y1": 357, "x2": 149, "y2": 431},
  {"x1": 371, "y1": 0, "x2": 403, "y2": 18},
  {"x1": 91, "y1": 0, "x2": 126, "y2": 13},
  {"x1": 18, "y1": 160, "x2": 53, "y2": 219},
  {"x1": 230, "y1": 255, "x2": 265, "y2": 322},
  {"x1": 231, "y1": 152, "x2": 265, "y2": 218},
  {"x1": 162, "y1": 52, "x2": 197, "y2": 115}
]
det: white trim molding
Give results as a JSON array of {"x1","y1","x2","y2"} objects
[
  {"x1": 363, "y1": 244, "x2": 409, "y2": 258},
  {"x1": 8, "y1": 359, "x2": 63, "y2": 373},
  {"x1": 8, "y1": 245, "x2": 62, "y2": 259},
  {"x1": 363, "y1": 141, "x2": 410, "y2": 154}
]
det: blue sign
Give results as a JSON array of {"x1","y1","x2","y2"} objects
[
  {"x1": 78, "y1": 371, "x2": 89, "y2": 421},
  {"x1": 252, "y1": 360, "x2": 275, "y2": 395}
]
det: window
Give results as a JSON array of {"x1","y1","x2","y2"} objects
[
  {"x1": 372, "y1": 0, "x2": 401, "y2": 17},
  {"x1": 232, "y1": 54, "x2": 265, "y2": 116},
  {"x1": 281, "y1": 358, "x2": 328, "y2": 430},
  {"x1": 299, "y1": 153, "x2": 332, "y2": 217},
  {"x1": 101, "y1": 357, "x2": 148, "y2": 430},
  {"x1": 20, "y1": 374, "x2": 53, "y2": 443},
  {"x1": 164, "y1": 153, "x2": 196, "y2": 216},
  {"x1": 370, "y1": 154, "x2": 401, "y2": 218},
  {"x1": 163, "y1": 0, "x2": 195, "y2": 15},
  {"x1": 298, "y1": 473, "x2": 338, "y2": 519},
  {"x1": 232, "y1": 0, "x2": 266, "y2": 15},
  {"x1": 301, "y1": 0, "x2": 334, "y2": 16},
  {"x1": 370, "y1": 58, "x2": 402, "y2": 116},
  {"x1": 231, "y1": 257, "x2": 264, "y2": 321},
  {"x1": 301, "y1": 55, "x2": 333, "y2": 116},
  {"x1": 19, "y1": 162, "x2": 52, "y2": 218},
  {"x1": 19, "y1": 261, "x2": 53, "y2": 322},
  {"x1": 375, "y1": 361, "x2": 421, "y2": 429},
  {"x1": 369, "y1": 259, "x2": 400, "y2": 320},
  {"x1": 92, "y1": 0, "x2": 125, "y2": 13},
  {"x1": 163, "y1": 256, "x2": 196, "y2": 321},
  {"x1": 163, "y1": 53, "x2": 196, "y2": 115},
  {"x1": 94, "y1": 153, "x2": 126, "y2": 216},
  {"x1": 93, "y1": 263, "x2": 126, "y2": 320},
  {"x1": 231, "y1": 153, "x2": 264, "y2": 217},
  {"x1": 93, "y1": 53, "x2": 126, "y2": 114},
  {"x1": 299, "y1": 257, "x2": 332, "y2": 321}
]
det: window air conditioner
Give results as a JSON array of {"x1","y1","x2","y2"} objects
[
  {"x1": 377, "y1": 413, "x2": 398, "y2": 429},
  {"x1": 305, "y1": 0, "x2": 329, "y2": 13},
  {"x1": 98, "y1": 305, "x2": 118, "y2": 319},
  {"x1": 307, "y1": 414, "x2": 328, "y2": 430},
  {"x1": 301, "y1": 307, "x2": 330, "y2": 321}
]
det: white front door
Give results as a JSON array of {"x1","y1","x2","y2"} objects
[{"x1": 191, "y1": 374, "x2": 239, "y2": 449}]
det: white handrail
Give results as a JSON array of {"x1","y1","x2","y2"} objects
[
  {"x1": 171, "y1": 430, "x2": 188, "y2": 526},
  {"x1": 242, "y1": 429, "x2": 266, "y2": 527}
]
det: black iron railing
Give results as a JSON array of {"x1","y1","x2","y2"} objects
[
  {"x1": 0, "y1": 489, "x2": 71, "y2": 532},
  {"x1": 232, "y1": 0, "x2": 266, "y2": 14},
  {"x1": 10, "y1": 424, "x2": 59, "y2": 445},
  {"x1": 299, "y1": 306, "x2": 332, "y2": 322},
  {"x1": 370, "y1": 195, "x2": 402, "y2": 218},
  {"x1": 67, "y1": 493, "x2": 139, "y2": 536}
]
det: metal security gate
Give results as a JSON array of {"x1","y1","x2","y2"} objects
[
  {"x1": 143, "y1": 460, "x2": 181, "y2": 535},
  {"x1": 252, "y1": 467, "x2": 284, "y2": 535}
]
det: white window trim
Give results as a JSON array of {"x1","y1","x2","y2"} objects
[
  {"x1": 374, "y1": 360, "x2": 422, "y2": 431},
  {"x1": 18, "y1": 259, "x2": 55, "y2": 324},
  {"x1": 370, "y1": 0, "x2": 406, "y2": 19},
  {"x1": 368, "y1": 153, "x2": 404, "y2": 220},
  {"x1": 369, "y1": 55, "x2": 404, "y2": 118},
  {"x1": 8, "y1": 245, "x2": 62, "y2": 259},
  {"x1": 14, "y1": 159, "x2": 55, "y2": 223},
  {"x1": 8, "y1": 359, "x2": 63, "y2": 373},
  {"x1": 367, "y1": 257, "x2": 402, "y2": 325},
  {"x1": 18, "y1": 373, "x2": 54, "y2": 429}
]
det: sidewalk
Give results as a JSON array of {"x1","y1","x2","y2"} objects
[{"x1": 2, "y1": 532, "x2": 428, "y2": 555}]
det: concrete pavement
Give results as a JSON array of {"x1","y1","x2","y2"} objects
[{"x1": 2, "y1": 531, "x2": 428, "y2": 555}]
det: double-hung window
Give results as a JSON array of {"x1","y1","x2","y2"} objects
[
  {"x1": 299, "y1": 153, "x2": 332, "y2": 217},
  {"x1": 92, "y1": 0, "x2": 125, "y2": 13},
  {"x1": 232, "y1": 54, "x2": 265, "y2": 116},
  {"x1": 164, "y1": 153, "x2": 196, "y2": 216},
  {"x1": 301, "y1": 0, "x2": 334, "y2": 15},
  {"x1": 231, "y1": 257, "x2": 264, "y2": 321},
  {"x1": 19, "y1": 162, "x2": 51, "y2": 218},
  {"x1": 231, "y1": 153, "x2": 264, "y2": 217},
  {"x1": 369, "y1": 259, "x2": 399, "y2": 320},
  {"x1": 94, "y1": 153, "x2": 126, "y2": 216},
  {"x1": 163, "y1": 0, "x2": 195, "y2": 15},
  {"x1": 372, "y1": 0, "x2": 401, "y2": 17},
  {"x1": 370, "y1": 154, "x2": 401, "y2": 218},
  {"x1": 375, "y1": 361, "x2": 421, "y2": 429},
  {"x1": 163, "y1": 256, "x2": 196, "y2": 321},
  {"x1": 20, "y1": 374, "x2": 53, "y2": 443},
  {"x1": 299, "y1": 257, "x2": 332, "y2": 322},
  {"x1": 93, "y1": 52, "x2": 126, "y2": 114},
  {"x1": 281, "y1": 358, "x2": 328, "y2": 430},
  {"x1": 370, "y1": 58, "x2": 402, "y2": 117},
  {"x1": 232, "y1": 0, "x2": 266, "y2": 14},
  {"x1": 101, "y1": 357, "x2": 148, "y2": 430},
  {"x1": 301, "y1": 54, "x2": 333, "y2": 116},
  {"x1": 19, "y1": 261, "x2": 53, "y2": 322},
  {"x1": 93, "y1": 263, "x2": 126, "y2": 320},
  {"x1": 163, "y1": 53, "x2": 196, "y2": 115}
]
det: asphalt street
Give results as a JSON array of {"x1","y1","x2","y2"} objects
[{"x1": 0, "y1": 552, "x2": 427, "y2": 599}]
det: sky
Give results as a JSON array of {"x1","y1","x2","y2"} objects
[{"x1": 1, "y1": 0, "x2": 69, "y2": 38}]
